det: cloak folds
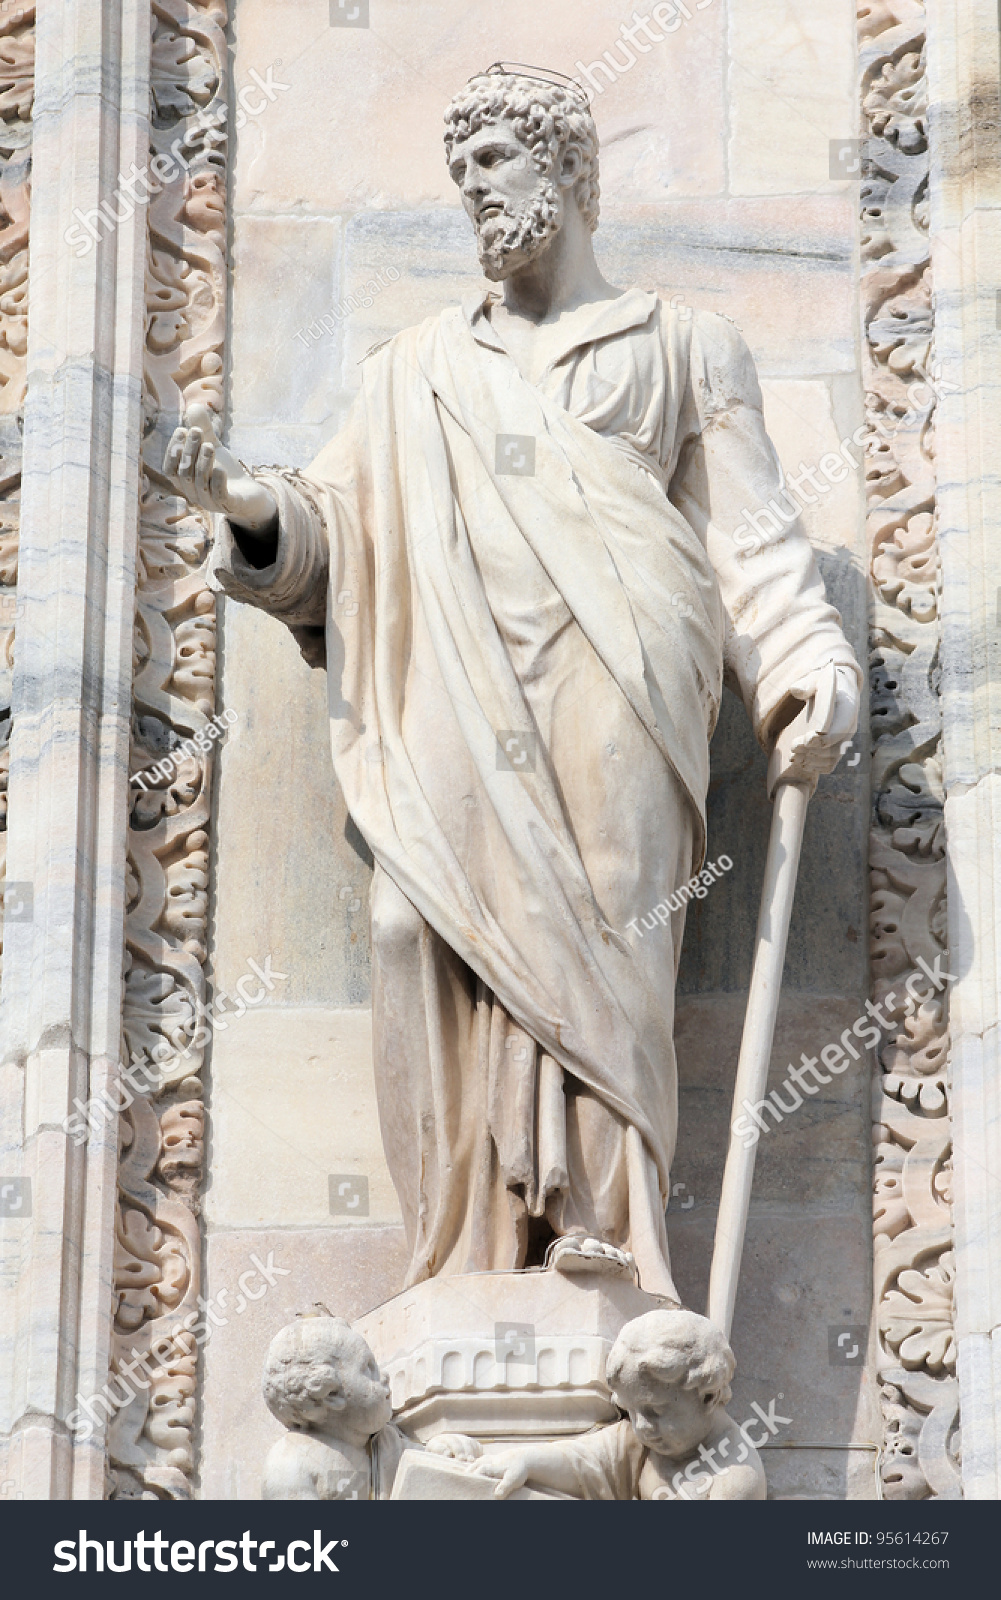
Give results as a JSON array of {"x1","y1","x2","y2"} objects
[{"x1": 209, "y1": 293, "x2": 859, "y2": 1292}]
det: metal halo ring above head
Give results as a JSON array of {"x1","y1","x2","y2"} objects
[{"x1": 473, "y1": 62, "x2": 592, "y2": 110}]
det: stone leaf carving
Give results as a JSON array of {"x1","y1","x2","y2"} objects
[
  {"x1": 858, "y1": 0, "x2": 959, "y2": 1500},
  {"x1": 114, "y1": 1206, "x2": 190, "y2": 1333},
  {"x1": 880, "y1": 1251, "x2": 955, "y2": 1374},
  {"x1": 0, "y1": 0, "x2": 32, "y2": 989},
  {"x1": 859, "y1": 5, "x2": 929, "y2": 272},
  {"x1": 0, "y1": 2, "x2": 34, "y2": 130},
  {"x1": 879, "y1": 1370, "x2": 960, "y2": 1500},
  {"x1": 111, "y1": 0, "x2": 229, "y2": 1501},
  {"x1": 108, "y1": 1096, "x2": 202, "y2": 1496}
]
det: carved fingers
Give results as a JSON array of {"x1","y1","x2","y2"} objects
[
  {"x1": 193, "y1": 435, "x2": 215, "y2": 493},
  {"x1": 425, "y1": 1433, "x2": 483, "y2": 1463},
  {"x1": 799, "y1": 666, "x2": 861, "y2": 776},
  {"x1": 162, "y1": 403, "x2": 278, "y2": 533},
  {"x1": 163, "y1": 422, "x2": 193, "y2": 482},
  {"x1": 163, "y1": 408, "x2": 221, "y2": 513},
  {"x1": 772, "y1": 663, "x2": 861, "y2": 786},
  {"x1": 470, "y1": 1452, "x2": 529, "y2": 1499}
]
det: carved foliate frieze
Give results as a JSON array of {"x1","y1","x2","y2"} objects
[
  {"x1": 0, "y1": 0, "x2": 31, "y2": 412},
  {"x1": 110, "y1": 0, "x2": 229, "y2": 1501},
  {"x1": 858, "y1": 0, "x2": 960, "y2": 1500}
]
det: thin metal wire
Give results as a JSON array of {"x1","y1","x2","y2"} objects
[
  {"x1": 471, "y1": 62, "x2": 592, "y2": 109},
  {"x1": 758, "y1": 1441, "x2": 884, "y2": 1501}
]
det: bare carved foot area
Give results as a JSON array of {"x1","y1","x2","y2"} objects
[{"x1": 547, "y1": 1235, "x2": 637, "y2": 1281}]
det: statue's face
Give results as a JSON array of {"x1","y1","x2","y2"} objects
[
  {"x1": 282, "y1": 1328, "x2": 392, "y2": 1438},
  {"x1": 447, "y1": 119, "x2": 563, "y2": 281},
  {"x1": 333, "y1": 1335, "x2": 394, "y2": 1439},
  {"x1": 614, "y1": 1371, "x2": 715, "y2": 1458}
]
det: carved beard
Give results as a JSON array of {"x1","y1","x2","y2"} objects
[{"x1": 474, "y1": 179, "x2": 563, "y2": 281}]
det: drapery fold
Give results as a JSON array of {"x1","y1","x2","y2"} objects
[{"x1": 208, "y1": 295, "x2": 859, "y2": 1292}]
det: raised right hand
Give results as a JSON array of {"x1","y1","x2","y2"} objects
[{"x1": 162, "y1": 403, "x2": 278, "y2": 534}]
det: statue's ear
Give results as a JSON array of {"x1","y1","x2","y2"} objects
[{"x1": 559, "y1": 144, "x2": 583, "y2": 188}]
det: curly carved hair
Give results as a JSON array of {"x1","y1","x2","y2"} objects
[
  {"x1": 607, "y1": 1310, "x2": 735, "y2": 1410},
  {"x1": 262, "y1": 1317, "x2": 355, "y2": 1431},
  {"x1": 443, "y1": 72, "x2": 600, "y2": 232}
]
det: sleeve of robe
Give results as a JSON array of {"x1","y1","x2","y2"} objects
[
  {"x1": 547, "y1": 1419, "x2": 645, "y2": 1501},
  {"x1": 203, "y1": 396, "x2": 372, "y2": 665},
  {"x1": 667, "y1": 309, "x2": 863, "y2": 751}
]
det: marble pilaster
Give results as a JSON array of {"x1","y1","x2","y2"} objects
[
  {"x1": 0, "y1": 0, "x2": 150, "y2": 1501},
  {"x1": 926, "y1": 0, "x2": 1001, "y2": 1502}
]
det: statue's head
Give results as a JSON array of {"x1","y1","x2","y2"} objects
[
  {"x1": 606, "y1": 1310, "x2": 735, "y2": 1459},
  {"x1": 444, "y1": 66, "x2": 600, "y2": 281},
  {"x1": 262, "y1": 1314, "x2": 392, "y2": 1440}
]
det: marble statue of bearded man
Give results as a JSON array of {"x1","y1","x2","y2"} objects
[{"x1": 164, "y1": 67, "x2": 861, "y2": 1302}]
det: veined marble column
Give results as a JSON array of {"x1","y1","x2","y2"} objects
[
  {"x1": 0, "y1": 1, "x2": 150, "y2": 1499},
  {"x1": 926, "y1": 0, "x2": 1001, "y2": 1502}
]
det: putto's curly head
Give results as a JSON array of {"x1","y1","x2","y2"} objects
[
  {"x1": 607, "y1": 1310, "x2": 735, "y2": 1410},
  {"x1": 262, "y1": 1316, "x2": 356, "y2": 1430},
  {"x1": 443, "y1": 69, "x2": 600, "y2": 233},
  {"x1": 262, "y1": 1314, "x2": 391, "y2": 1439}
]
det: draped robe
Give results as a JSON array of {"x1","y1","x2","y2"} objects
[{"x1": 209, "y1": 290, "x2": 859, "y2": 1298}]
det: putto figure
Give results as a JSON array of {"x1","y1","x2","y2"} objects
[
  {"x1": 261, "y1": 1311, "x2": 479, "y2": 1499},
  {"x1": 165, "y1": 67, "x2": 859, "y2": 1302},
  {"x1": 471, "y1": 1309, "x2": 766, "y2": 1501}
]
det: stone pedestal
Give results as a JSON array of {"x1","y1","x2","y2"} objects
[{"x1": 355, "y1": 1269, "x2": 665, "y2": 1445}]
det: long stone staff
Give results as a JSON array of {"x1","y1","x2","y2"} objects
[{"x1": 707, "y1": 662, "x2": 839, "y2": 1341}]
